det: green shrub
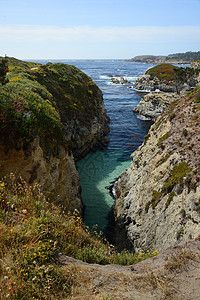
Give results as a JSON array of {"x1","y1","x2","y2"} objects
[
  {"x1": 158, "y1": 131, "x2": 171, "y2": 148},
  {"x1": 165, "y1": 192, "x2": 176, "y2": 209},
  {"x1": 162, "y1": 162, "x2": 192, "y2": 194},
  {"x1": 169, "y1": 112, "x2": 175, "y2": 121},
  {"x1": 194, "y1": 92, "x2": 200, "y2": 103},
  {"x1": 146, "y1": 64, "x2": 179, "y2": 82}
]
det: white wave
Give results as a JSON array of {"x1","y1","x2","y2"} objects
[
  {"x1": 135, "y1": 114, "x2": 151, "y2": 121},
  {"x1": 120, "y1": 104, "x2": 134, "y2": 107},
  {"x1": 112, "y1": 179, "x2": 119, "y2": 199},
  {"x1": 99, "y1": 75, "x2": 110, "y2": 80},
  {"x1": 124, "y1": 76, "x2": 138, "y2": 81},
  {"x1": 133, "y1": 88, "x2": 151, "y2": 93},
  {"x1": 106, "y1": 81, "x2": 116, "y2": 85}
]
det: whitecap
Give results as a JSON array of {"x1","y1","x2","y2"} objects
[
  {"x1": 99, "y1": 75, "x2": 110, "y2": 80},
  {"x1": 124, "y1": 76, "x2": 138, "y2": 81},
  {"x1": 135, "y1": 114, "x2": 151, "y2": 121},
  {"x1": 133, "y1": 88, "x2": 151, "y2": 93},
  {"x1": 112, "y1": 179, "x2": 119, "y2": 199}
]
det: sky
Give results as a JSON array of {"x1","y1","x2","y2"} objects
[{"x1": 1, "y1": 0, "x2": 200, "y2": 59}]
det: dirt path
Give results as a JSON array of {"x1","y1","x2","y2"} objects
[{"x1": 58, "y1": 237, "x2": 200, "y2": 299}]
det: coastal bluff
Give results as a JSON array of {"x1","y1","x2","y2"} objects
[
  {"x1": 133, "y1": 63, "x2": 199, "y2": 93},
  {"x1": 0, "y1": 57, "x2": 109, "y2": 213},
  {"x1": 114, "y1": 86, "x2": 200, "y2": 252}
]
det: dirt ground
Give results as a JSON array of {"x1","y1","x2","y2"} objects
[{"x1": 58, "y1": 236, "x2": 200, "y2": 300}]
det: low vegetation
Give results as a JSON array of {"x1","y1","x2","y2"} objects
[
  {"x1": 165, "y1": 249, "x2": 196, "y2": 271},
  {"x1": 0, "y1": 175, "x2": 158, "y2": 299},
  {"x1": 0, "y1": 57, "x2": 104, "y2": 156},
  {"x1": 157, "y1": 131, "x2": 171, "y2": 148},
  {"x1": 146, "y1": 162, "x2": 192, "y2": 212},
  {"x1": 146, "y1": 63, "x2": 179, "y2": 82}
]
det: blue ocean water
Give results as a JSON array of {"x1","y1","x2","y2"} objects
[{"x1": 34, "y1": 59, "x2": 153, "y2": 232}]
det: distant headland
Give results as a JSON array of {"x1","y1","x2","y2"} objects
[{"x1": 126, "y1": 51, "x2": 200, "y2": 64}]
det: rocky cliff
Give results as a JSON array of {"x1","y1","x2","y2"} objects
[
  {"x1": 133, "y1": 92, "x2": 183, "y2": 120},
  {"x1": 0, "y1": 57, "x2": 109, "y2": 213},
  {"x1": 114, "y1": 86, "x2": 200, "y2": 252},
  {"x1": 133, "y1": 63, "x2": 199, "y2": 93}
]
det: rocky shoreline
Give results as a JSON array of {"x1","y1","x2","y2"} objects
[{"x1": 133, "y1": 73, "x2": 197, "y2": 93}]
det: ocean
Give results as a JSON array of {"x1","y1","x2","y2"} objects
[{"x1": 33, "y1": 59, "x2": 154, "y2": 233}]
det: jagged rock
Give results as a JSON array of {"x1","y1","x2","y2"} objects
[
  {"x1": 111, "y1": 75, "x2": 131, "y2": 85},
  {"x1": 115, "y1": 91, "x2": 200, "y2": 252},
  {"x1": 133, "y1": 92, "x2": 183, "y2": 120}
]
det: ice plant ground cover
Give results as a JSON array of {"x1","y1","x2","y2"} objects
[{"x1": 0, "y1": 174, "x2": 158, "y2": 299}]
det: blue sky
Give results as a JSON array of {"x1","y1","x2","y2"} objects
[{"x1": 1, "y1": 0, "x2": 200, "y2": 59}]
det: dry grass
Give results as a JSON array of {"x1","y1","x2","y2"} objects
[
  {"x1": 0, "y1": 175, "x2": 159, "y2": 299},
  {"x1": 164, "y1": 249, "x2": 196, "y2": 271}
]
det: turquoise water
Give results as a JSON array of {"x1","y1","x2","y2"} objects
[
  {"x1": 73, "y1": 60, "x2": 153, "y2": 233},
  {"x1": 33, "y1": 59, "x2": 153, "y2": 233},
  {"x1": 77, "y1": 149, "x2": 131, "y2": 232}
]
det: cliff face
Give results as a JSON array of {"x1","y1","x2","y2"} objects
[
  {"x1": 0, "y1": 138, "x2": 82, "y2": 212},
  {"x1": 133, "y1": 92, "x2": 183, "y2": 120},
  {"x1": 0, "y1": 58, "x2": 109, "y2": 213},
  {"x1": 115, "y1": 86, "x2": 200, "y2": 252}
]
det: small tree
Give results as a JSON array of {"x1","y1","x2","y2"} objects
[{"x1": 0, "y1": 56, "x2": 9, "y2": 85}]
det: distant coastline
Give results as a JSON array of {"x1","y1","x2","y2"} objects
[{"x1": 126, "y1": 51, "x2": 200, "y2": 64}]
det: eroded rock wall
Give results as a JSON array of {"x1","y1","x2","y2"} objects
[
  {"x1": 0, "y1": 138, "x2": 83, "y2": 212},
  {"x1": 115, "y1": 93, "x2": 200, "y2": 252}
]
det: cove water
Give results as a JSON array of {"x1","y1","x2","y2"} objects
[{"x1": 35, "y1": 59, "x2": 153, "y2": 233}]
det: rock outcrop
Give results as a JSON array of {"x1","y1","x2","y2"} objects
[
  {"x1": 133, "y1": 73, "x2": 178, "y2": 93},
  {"x1": 133, "y1": 64, "x2": 199, "y2": 93},
  {"x1": 114, "y1": 87, "x2": 200, "y2": 252},
  {"x1": 133, "y1": 92, "x2": 183, "y2": 120},
  {"x1": 0, "y1": 57, "x2": 110, "y2": 213},
  {"x1": 110, "y1": 75, "x2": 131, "y2": 85}
]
